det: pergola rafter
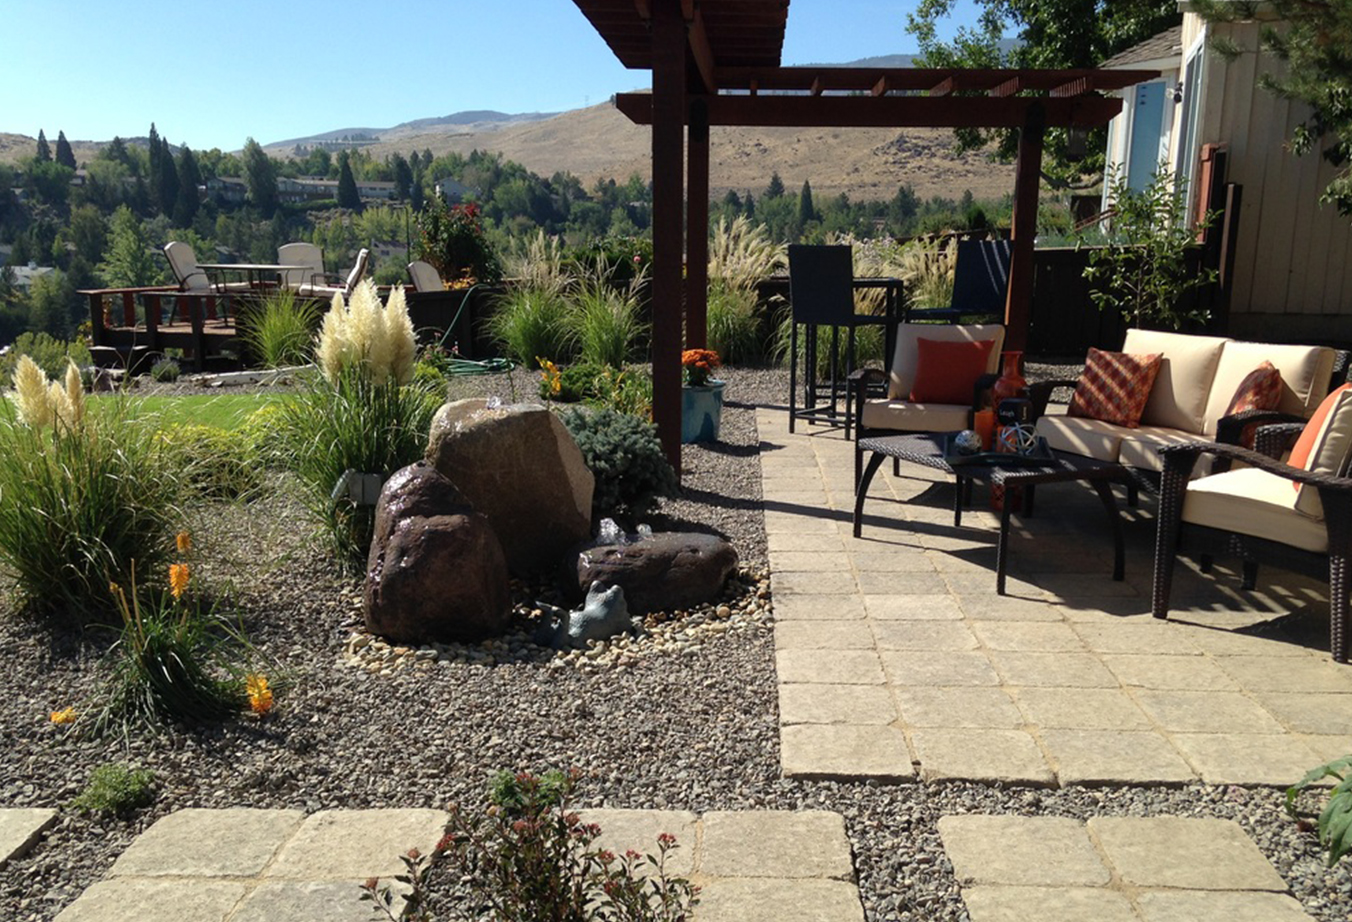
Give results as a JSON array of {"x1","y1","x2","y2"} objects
[{"x1": 571, "y1": 0, "x2": 1156, "y2": 469}]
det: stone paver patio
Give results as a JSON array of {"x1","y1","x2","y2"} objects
[
  {"x1": 761, "y1": 412, "x2": 1352, "y2": 786},
  {"x1": 54, "y1": 807, "x2": 863, "y2": 922},
  {"x1": 939, "y1": 814, "x2": 1318, "y2": 921},
  {"x1": 0, "y1": 808, "x2": 57, "y2": 870}
]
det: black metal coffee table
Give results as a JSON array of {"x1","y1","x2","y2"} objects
[{"x1": 854, "y1": 432, "x2": 1133, "y2": 594}]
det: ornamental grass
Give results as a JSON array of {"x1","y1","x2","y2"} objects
[{"x1": 0, "y1": 358, "x2": 183, "y2": 617}]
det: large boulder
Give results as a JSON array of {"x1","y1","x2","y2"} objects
[
  {"x1": 364, "y1": 461, "x2": 511, "y2": 644},
  {"x1": 427, "y1": 399, "x2": 593, "y2": 575},
  {"x1": 575, "y1": 532, "x2": 738, "y2": 615}
]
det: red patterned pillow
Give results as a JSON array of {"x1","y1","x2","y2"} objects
[
  {"x1": 1067, "y1": 348, "x2": 1163, "y2": 429},
  {"x1": 1223, "y1": 361, "x2": 1283, "y2": 448}
]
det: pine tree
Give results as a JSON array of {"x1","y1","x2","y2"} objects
[
  {"x1": 35, "y1": 130, "x2": 51, "y2": 162},
  {"x1": 798, "y1": 179, "x2": 816, "y2": 226},
  {"x1": 157, "y1": 137, "x2": 179, "y2": 219},
  {"x1": 175, "y1": 145, "x2": 201, "y2": 226},
  {"x1": 337, "y1": 152, "x2": 360, "y2": 210},
  {"x1": 54, "y1": 131, "x2": 76, "y2": 169},
  {"x1": 391, "y1": 153, "x2": 413, "y2": 200},
  {"x1": 765, "y1": 171, "x2": 785, "y2": 199},
  {"x1": 98, "y1": 206, "x2": 158, "y2": 288}
]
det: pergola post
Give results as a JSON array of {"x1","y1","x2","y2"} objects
[
  {"x1": 686, "y1": 98, "x2": 710, "y2": 350},
  {"x1": 650, "y1": 0, "x2": 686, "y2": 467},
  {"x1": 1004, "y1": 102, "x2": 1046, "y2": 352}
]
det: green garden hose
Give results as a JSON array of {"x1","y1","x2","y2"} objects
[{"x1": 434, "y1": 283, "x2": 514, "y2": 376}]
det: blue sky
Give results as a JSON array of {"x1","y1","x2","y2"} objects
[{"x1": 4, "y1": 0, "x2": 989, "y2": 152}]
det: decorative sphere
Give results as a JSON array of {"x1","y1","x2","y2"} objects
[
  {"x1": 998, "y1": 423, "x2": 1038, "y2": 455},
  {"x1": 953, "y1": 429, "x2": 983, "y2": 455}
]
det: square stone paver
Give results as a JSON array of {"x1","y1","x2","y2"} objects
[
  {"x1": 54, "y1": 879, "x2": 248, "y2": 922},
  {"x1": 1134, "y1": 889, "x2": 1318, "y2": 922},
  {"x1": 957, "y1": 594, "x2": 1065, "y2": 621},
  {"x1": 777, "y1": 650, "x2": 884, "y2": 685},
  {"x1": 110, "y1": 808, "x2": 303, "y2": 878},
  {"x1": 971, "y1": 621, "x2": 1085, "y2": 652},
  {"x1": 696, "y1": 878, "x2": 864, "y2": 922},
  {"x1": 780, "y1": 724, "x2": 915, "y2": 781},
  {"x1": 773, "y1": 595, "x2": 868, "y2": 621},
  {"x1": 1213, "y1": 655, "x2": 1352, "y2": 693},
  {"x1": 855, "y1": 570, "x2": 950, "y2": 595},
  {"x1": 769, "y1": 551, "x2": 851, "y2": 572},
  {"x1": 0, "y1": 808, "x2": 57, "y2": 868},
  {"x1": 911, "y1": 729, "x2": 1054, "y2": 784},
  {"x1": 1072, "y1": 622, "x2": 1204, "y2": 655},
  {"x1": 894, "y1": 687, "x2": 1023, "y2": 729},
  {"x1": 870, "y1": 621, "x2": 978, "y2": 651},
  {"x1": 701, "y1": 811, "x2": 852, "y2": 880},
  {"x1": 1039, "y1": 730, "x2": 1197, "y2": 785},
  {"x1": 882, "y1": 651, "x2": 999, "y2": 687},
  {"x1": 989, "y1": 652, "x2": 1118, "y2": 688},
  {"x1": 1013, "y1": 688, "x2": 1151, "y2": 730},
  {"x1": 775, "y1": 621, "x2": 877, "y2": 651},
  {"x1": 938, "y1": 816, "x2": 1110, "y2": 886},
  {"x1": 579, "y1": 809, "x2": 698, "y2": 877},
  {"x1": 1087, "y1": 817, "x2": 1288, "y2": 891},
  {"x1": 848, "y1": 551, "x2": 939, "y2": 572},
  {"x1": 230, "y1": 880, "x2": 402, "y2": 922},
  {"x1": 1101, "y1": 654, "x2": 1240, "y2": 691},
  {"x1": 1133, "y1": 691, "x2": 1284, "y2": 734},
  {"x1": 774, "y1": 571, "x2": 860, "y2": 595},
  {"x1": 265, "y1": 809, "x2": 447, "y2": 879},
  {"x1": 1252, "y1": 692, "x2": 1352, "y2": 735},
  {"x1": 1170, "y1": 733, "x2": 1326, "y2": 786},
  {"x1": 960, "y1": 886, "x2": 1138, "y2": 922},
  {"x1": 779, "y1": 683, "x2": 898, "y2": 725},
  {"x1": 863, "y1": 594, "x2": 964, "y2": 621}
]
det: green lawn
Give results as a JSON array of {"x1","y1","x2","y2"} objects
[{"x1": 88, "y1": 393, "x2": 282, "y2": 430}]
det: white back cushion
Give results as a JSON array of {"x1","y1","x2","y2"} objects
[
  {"x1": 1203, "y1": 340, "x2": 1336, "y2": 435},
  {"x1": 1122, "y1": 329, "x2": 1227, "y2": 434}
]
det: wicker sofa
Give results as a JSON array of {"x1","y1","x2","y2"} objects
[{"x1": 1029, "y1": 329, "x2": 1342, "y2": 481}]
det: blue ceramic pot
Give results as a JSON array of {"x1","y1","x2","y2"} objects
[{"x1": 681, "y1": 380, "x2": 725, "y2": 443}]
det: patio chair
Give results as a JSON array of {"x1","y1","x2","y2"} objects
[
  {"x1": 787, "y1": 244, "x2": 864, "y2": 435},
  {"x1": 1152, "y1": 385, "x2": 1352, "y2": 662},
  {"x1": 912, "y1": 238, "x2": 1013, "y2": 322},
  {"x1": 407, "y1": 260, "x2": 444, "y2": 292},
  {"x1": 299, "y1": 248, "x2": 369, "y2": 300},
  {"x1": 277, "y1": 242, "x2": 325, "y2": 291},
  {"x1": 850, "y1": 321, "x2": 1005, "y2": 486},
  {"x1": 164, "y1": 241, "x2": 212, "y2": 293}
]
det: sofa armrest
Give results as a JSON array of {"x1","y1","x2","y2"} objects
[
  {"x1": 1028, "y1": 378, "x2": 1079, "y2": 420},
  {"x1": 1253, "y1": 421, "x2": 1306, "y2": 459},
  {"x1": 850, "y1": 368, "x2": 888, "y2": 441},
  {"x1": 1215, "y1": 409, "x2": 1307, "y2": 447}
]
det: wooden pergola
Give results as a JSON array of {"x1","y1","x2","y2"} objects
[{"x1": 573, "y1": 0, "x2": 1157, "y2": 467}]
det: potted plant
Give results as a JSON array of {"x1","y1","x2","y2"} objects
[{"x1": 681, "y1": 348, "x2": 724, "y2": 443}]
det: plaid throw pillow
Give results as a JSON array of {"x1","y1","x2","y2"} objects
[
  {"x1": 1223, "y1": 361, "x2": 1283, "y2": 448},
  {"x1": 1067, "y1": 348, "x2": 1163, "y2": 429}
]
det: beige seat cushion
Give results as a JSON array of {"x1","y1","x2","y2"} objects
[
  {"x1": 1202, "y1": 340, "x2": 1336, "y2": 435},
  {"x1": 1184, "y1": 467, "x2": 1328, "y2": 553},
  {"x1": 1116, "y1": 425, "x2": 1208, "y2": 474},
  {"x1": 1122, "y1": 329, "x2": 1227, "y2": 434},
  {"x1": 1035, "y1": 415, "x2": 1126, "y2": 463},
  {"x1": 861, "y1": 400, "x2": 972, "y2": 433},
  {"x1": 887, "y1": 323, "x2": 1004, "y2": 400}
]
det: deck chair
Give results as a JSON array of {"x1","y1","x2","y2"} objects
[
  {"x1": 787, "y1": 244, "x2": 859, "y2": 434},
  {"x1": 164, "y1": 241, "x2": 211, "y2": 293},
  {"x1": 299, "y1": 248, "x2": 369, "y2": 300},
  {"x1": 949, "y1": 238, "x2": 1012, "y2": 318},
  {"x1": 277, "y1": 242, "x2": 325, "y2": 291},
  {"x1": 407, "y1": 260, "x2": 443, "y2": 292}
]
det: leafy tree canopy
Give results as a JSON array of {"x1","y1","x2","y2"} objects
[
  {"x1": 905, "y1": 0, "x2": 1180, "y2": 187},
  {"x1": 1193, "y1": 0, "x2": 1352, "y2": 216}
]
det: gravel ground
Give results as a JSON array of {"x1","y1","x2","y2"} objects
[{"x1": 1, "y1": 365, "x2": 1349, "y2": 921}]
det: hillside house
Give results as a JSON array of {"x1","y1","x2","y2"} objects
[{"x1": 1101, "y1": 7, "x2": 1352, "y2": 344}]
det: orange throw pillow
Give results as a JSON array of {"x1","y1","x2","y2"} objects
[
  {"x1": 1223, "y1": 361, "x2": 1284, "y2": 448},
  {"x1": 908, "y1": 337, "x2": 996, "y2": 404},
  {"x1": 1067, "y1": 348, "x2": 1163, "y2": 428},
  {"x1": 1289, "y1": 382, "x2": 1352, "y2": 488}
]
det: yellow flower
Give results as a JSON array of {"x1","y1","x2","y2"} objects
[
  {"x1": 50, "y1": 707, "x2": 77, "y2": 725},
  {"x1": 538, "y1": 358, "x2": 561, "y2": 396},
  {"x1": 176, "y1": 531, "x2": 192, "y2": 555},
  {"x1": 169, "y1": 563, "x2": 190, "y2": 600},
  {"x1": 246, "y1": 674, "x2": 273, "y2": 715}
]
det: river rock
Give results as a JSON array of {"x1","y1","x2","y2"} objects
[
  {"x1": 365, "y1": 461, "x2": 510, "y2": 644},
  {"x1": 575, "y1": 532, "x2": 738, "y2": 615},
  {"x1": 427, "y1": 398, "x2": 593, "y2": 576}
]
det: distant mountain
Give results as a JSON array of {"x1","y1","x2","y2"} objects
[{"x1": 265, "y1": 110, "x2": 558, "y2": 151}]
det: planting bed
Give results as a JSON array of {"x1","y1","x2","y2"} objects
[{"x1": 0, "y1": 367, "x2": 1348, "y2": 921}]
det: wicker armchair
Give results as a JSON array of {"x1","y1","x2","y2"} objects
[{"x1": 1151, "y1": 426, "x2": 1352, "y2": 663}]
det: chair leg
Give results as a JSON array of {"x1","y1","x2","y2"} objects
[
  {"x1": 892, "y1": 457, "x2": 900, "y2": 478},
  {"x1": 1199, "y1": 554, "x2": 1213, "y2": 574},
  {"x1": 1322, "y1": 490, "x2": 1352, "y2": 664},
  {"x1": 1241, "y1": 560, "x2": 1258, "y2": 591},
  {"x1": 1152, "y1": 454, "x2": 1197, "y2": 622}
]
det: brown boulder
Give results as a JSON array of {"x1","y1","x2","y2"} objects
[
  {"x1": 575, "y1": 532, "x2": 738, "y2": 615},
  {"x1": 427, "y1": 398, "x2": 593, "y2": 575},
  {"x1": 364, "y1": 461, "x2": 511, "y2": 644}
]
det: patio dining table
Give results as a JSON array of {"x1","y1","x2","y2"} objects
[{"x1": 198, "y1": 263, "x2": 311, "y2": 293}]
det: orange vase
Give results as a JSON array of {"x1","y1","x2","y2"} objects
[{"x1": 992, "y1": 350, "x2": 1027, "y2": 404}]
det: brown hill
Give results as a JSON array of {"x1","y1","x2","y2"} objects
[{"x1": 347, "y1": 102, "x2": 1014, "y2": 203}]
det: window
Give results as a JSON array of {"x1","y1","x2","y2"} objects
[{"x1": 1175, "y1": 33, "x2": 1207, "y2": 221}]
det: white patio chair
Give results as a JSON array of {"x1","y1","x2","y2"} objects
[
  {"x1": 277, "y1": 242, "x2": 325, "y2": 291},
  {"x1": 407, "y1": 260, "x2": 444, "y2": 292}
]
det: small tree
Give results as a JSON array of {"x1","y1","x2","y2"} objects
[
  {"x1": 764, "y1": 171, "x2": 785, "y2": 199},
  {"x1": 337, "y1": 152, "x2": 360, "y2": 210},
  {"x1": 99, "y1": 205, "x2": 158, "y2": 288},
  {"x1": 1084, "y1": 163, "x2": 1216, "y2": 329},
  {"x1": 174, "y1": 146, "x2": 201, "y2": 227},
  {"x1": 242, "y1": 138, "x2": 278, "y2": 217},
  {"x1": 54, "y1": 131, "x2": 76, "y2": 169},
  {"x1": 798, "y1": 179, "x2": 817, "y2": 227},
  {"x1": 35, "y1": 130, "x2": 51, "y2": 163}
]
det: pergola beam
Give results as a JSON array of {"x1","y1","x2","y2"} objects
[
  {"x1": 687, "y1": 9, "x2": 720, "y2": 94},
  {"x1": 615, "y1": 92, "x2": 1123, "y2": 129}
]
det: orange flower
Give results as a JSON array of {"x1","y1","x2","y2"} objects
[
  {"x1": 681, "y1": 349, "x2": 721, "y2": 386},
  {"x1": 50, "y1": 707, "x2": 77, "y2": 725},
  {"x1": 175, "y1": 531, "x2": 192, "y2": 555},
  {"x1": 169, "y1": 563, "x2": 190, "y2": 600},
  {"x1": 246, "y1": 674, "x2": 273, "y2": 715}
]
